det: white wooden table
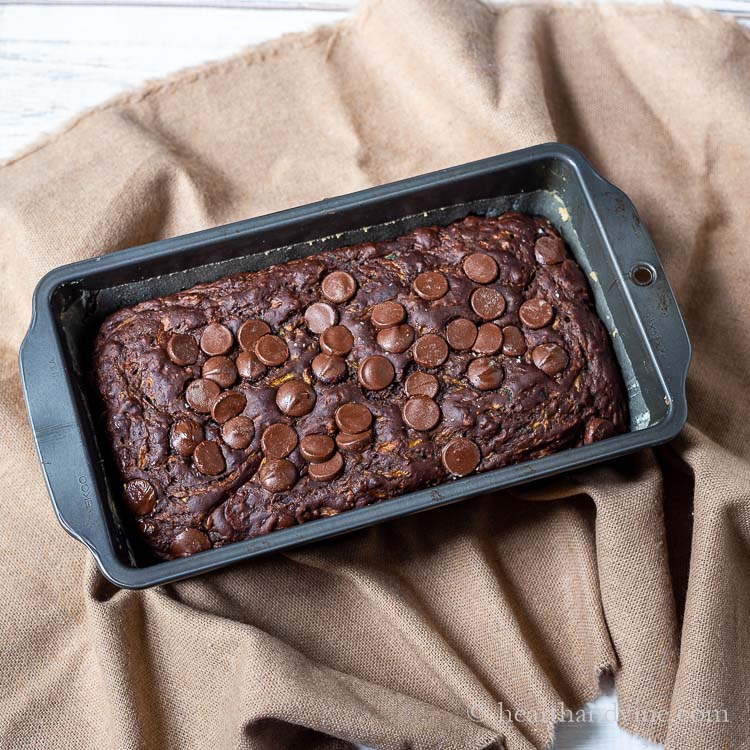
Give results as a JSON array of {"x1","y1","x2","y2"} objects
[{"x1": 0, "y1": 1, "x2": 746, "y2": 747}]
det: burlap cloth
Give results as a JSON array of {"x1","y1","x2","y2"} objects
[{"x1": 1, "y1": 1, "x2": 748, "y2": 748}]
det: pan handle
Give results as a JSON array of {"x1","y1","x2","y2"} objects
[
  {"x1": 582, "y1": 161, "x2": 691, "y2": 439},
  {"x1": 19, "y1": 279, "x2": 116, "y2": 567}
]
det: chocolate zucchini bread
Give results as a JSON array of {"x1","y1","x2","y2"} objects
[{"x1": 94, "y1": 212, "x2": 627, "y2": 560}]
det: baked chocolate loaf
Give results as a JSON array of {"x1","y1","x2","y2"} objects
[{"x1": 94, "y1": 212, "x2": 627, "y2": 560}]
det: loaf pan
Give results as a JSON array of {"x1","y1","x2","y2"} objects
[{"x1": 19, "y1": 143, "x2": 690, "y2": 589}]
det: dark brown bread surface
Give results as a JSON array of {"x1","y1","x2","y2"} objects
[{"x1": 94, "y1": 213, "x2": 627, "y2": 559}]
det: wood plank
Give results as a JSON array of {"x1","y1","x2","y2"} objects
[{"x1": 0, "y1": 6, "x2": 347, "y2": 158}]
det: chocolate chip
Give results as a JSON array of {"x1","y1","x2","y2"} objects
[
  {"x1": 276, "y1": 380, "x2": 316, "y2": 417},
  {"x1": 202, "y1": 356, "x2": 237, "y2": 388},
  {"x1": 473, "y1": 323, "x2": 503, "y2": 355},
  {"x1": 123, "y1": 479, "x2": 157, "y2": 515},
  {"x1": 320, "y1": 325, "x2": 354, "y2": 357},
  {"x1": 358, "y1": 355, "x2": 395, "y2": 391},
  {"x1": 277, "y1": 513, "x2": 296, "y2": 529},
  {"x1": 463, "y1": 253, "x2": 498, "y2": 284},
  {"x1": 584, "y1": 417, "x2": 617, "y2": 445},
  {"x1": 413, "y1": 271, "x2": 448, "y2": 301},
  {"x1": 441, "y1": 438, "x2": 481, "y2": 476},
  {"x1": 307, "y1": 452, "x2": 344, "y2": 482},
  {"x1": 259, "y1": 459, "x2": 298, "y2": 492},
  {"x1": 377, "y1": 324, "x2": 415, "y2": 354},
  {"x1": 166, "y1": 333, "x2": 199, "y2": 366},
  {"x1": 534, "y1": 235, "x2": 565, "y2": 265},
  {"x1": 446, "y1": 318, "x2": 478, "y2": 351},
  {"x1": 501, "y1": 326, "x2": 527, "y2": 356},
  {"x1": 211, "y1": 391, "x2": 247, "y2": 424},
  {"x1": 335, "y1": 431, "x2": 372, "y2": 452},
  {"x1": 304, "y1": 303, "x2": 338, "y2": 334},
  {"x1": 371, "y1": 300, "x2": 406, "y2": 329},
  {"x1": 200, "y1": 323, "x2": 233, "y2": 356},
  {"x1": 467, "y1": 358, "x2": 504, "y2": 390},
  {"x1": 171, "y1": 419, "x2": 203, "y2": 457},
  {"x1": 222, "y1": 416, "x2": 255, "y2": 449},
  {"x1": 404, "y1": 371, "x2": 439, "y2": 398},
  {"x1": 236, "y1": 351, "x2": 267, "y2": 381},
  {"x1": 321, "y1": 271, "x2": 357, "y2": 304},
  {"x1": 254, "y1": 334, "x2": 289, "y2": 366},
  {"x1": 413, "y1": 334, "x2": 449, "y2": 368},
  {"x1": 402, "y1": 396, "x2": 441, "y2": 431},
  {"x1": 531, "y1": 343, "x2": 568, "y2": 375},
  {"x1": 169, "y1": 528, "x2": 210, "y2": 557},
  {"x1": 237, "y1": 319, "x2": 271, "y2": 351},
  {"x1": 185, "y1": 378, "x2": 221, "y2": 413},
  {"x1": 299, "y1": 433, "x2": 335, "y2": 462},
  {"x1": 261, "y1": 423, "x2": 298, "y2": 458},
  {"x1": 519, "y1": 299, "x2": 554, "y2": 329},
  {"x1": 470, "y1": 287, "x2": 506, "y2": 320},
  {"x1": 193, "y1": 440, "x2": 226, "y2": 475},
  {"x1": 311, "y1": 353, "x2": 346, "y2": 383},
  {"x1": 335, "y1": 403, "x2": 372, "y2": 433}
]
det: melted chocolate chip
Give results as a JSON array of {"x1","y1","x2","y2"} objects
[
  {"x1": 470, "y1": 288, "x2": 506, "y2": 320},
  {"x1": 358, "y1": 355, "x2": 395, "y2": 391},
  {"x1": 193, "y1": 440, "x2": 226, "y2": 475},
  {"x1": 171, "y1": 419, "x2": 204, "y2": 457},
  {"x1": 200, "y1": 323, "x2": 234, "y2": 356},
  {"x1": 304, "y1": 303, "x2": 338, "y2": 334},
  {"x1": 311, "y1": 353, "x2": 346, "y2": 383},
  {"x1": 441, "y1": 438, "x2": 481, "y2": 476},
  {"x1": 202, "y1": 356, "x2": 237, "y2": 388},
  {"x1": 377, "y1": 324, "x2": 415, "y2": 354},
  {"x1": 584, "y1": 417, "x2": 617, "y2": 445},
  {"x1": 501, "y1": 326, "x2": 527, "y2": 356},
  {"x1": 413, "y1": 271, "x2": 448, "y2": 301},
  {"x1": 320, "y1": 325, "x2": 354, "y2": 357},
  {"x1": 467, "y1": 358, "x2": 504, "y2": 390},
  {"x1": 237, "y1": 319, "x2": 271, "y2": 351},
  {"x1": 211, "y1": 391, "x2": 247, "y2": 424},
  {"x1": 124, "y1": 479, "x2": 157, "y2": 515},
  {"x1": 166, "y1": 333, "x2": 199, "y2": 366},
  {"x1": 463, "y1": 253, "x2": 498, "y2": 284},
  {"x1": 169, "y1": 528, "x2": 210, "y2": 557},
  {"x1": 531, "y1": 343, "x2": 568, "y2": 376},
  {"x1": 335, "y1": 403, "x2": 372, "y2": 433},
  {"x1": 446, "y1": 318, "x2": 478, "y2": 351},
  {"x1": 299, "y1": 433, "x2": 336, "y2": 462},
  {"x1": 534, "y1": 235, "x2": 565, "y2": 265},
  {"x1": 519, "y1": 298, "x2": 554, "y2": 329},
  {"x1": 185, "y1": 378, "x2": 221, "y2": 413},
  {"x1": 254, "y1": 334, "x2": 289, "y2": 367},
  {"x1": 402, "y1": 396, "x2": 441, "y2": 431},
  {"x1": 371, "y1": 300, "x2": 406, "y2": 329},
  {"x1": 473, "y1": 323, "x2": 503, "y2": 355},
  {"x1": 221, "y1": 416, "x2": 255, "y2": 449},
  {"x1": 322, "y1": 271, "x2": 357, "y2": 304},
  {"x1": 413, "y1": 334, "x2": 449, "y2": 368},
  {"x1": 259, "y1": 459, "x2": 298, "y2": 492},
  {"x1": 261, "y1": 423, "x2": 298, "y2": 459},
  {"x1": 335, "y1": 431, "x2": 372, "y2": 452},
  {"x1": 276, "y1": 380, "x2": 316, "y2": 417},
  {"x1": 404, "y1": 371, "x2": 439, "y2": 398},
  {"x1": 236, "y1": 351, "x2": 267, "y2": 381},
  {"x1": 308, "y1": 452, "x2": 344, "y2": 482}
]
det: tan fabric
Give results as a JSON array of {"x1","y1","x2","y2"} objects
[{"x1": 1, "y1": 1, "x2": 749, "y2": 748}]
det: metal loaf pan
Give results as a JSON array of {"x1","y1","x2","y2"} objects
[{"x1": 19, "y1": 144, "x2": 690, "y2": 589}]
